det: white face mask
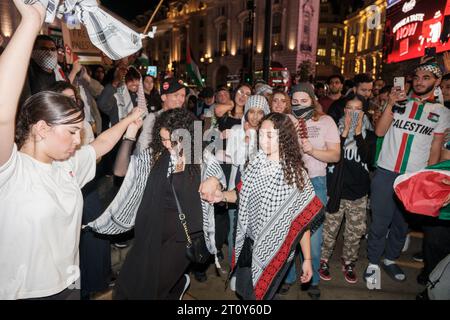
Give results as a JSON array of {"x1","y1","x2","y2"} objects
[{"x1": 31, "y1": 49, "x2": 58, "y2": 71}]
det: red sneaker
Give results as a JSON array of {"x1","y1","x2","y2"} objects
[
  {"x1": 342, "y1": 262, "x2": 357, "y2": 284},
  {"x1": 319, "y1": 260, "x2": 332, "y2": 281}
]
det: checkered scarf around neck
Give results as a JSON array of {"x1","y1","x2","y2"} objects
[
  {"x1": 115, "y1": 66, "x2": 148, "y2": 121},
  {"x1": 24, "y1": 0, "x2": 157, "y2": 60},
  {"x1": 233, "y1": 150, "x2": 323, "y2": 300}
]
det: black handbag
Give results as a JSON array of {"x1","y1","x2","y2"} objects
[{"x1": 171, "y1": 183, "x2": 211, "y2": 264}]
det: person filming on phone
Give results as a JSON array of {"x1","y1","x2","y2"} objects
[{"x1": 365, "y1": 59, "x2": 450, "y2": 288}]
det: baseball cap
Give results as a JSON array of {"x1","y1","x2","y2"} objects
[{"x1": 160, "y1": 78, "x2": 188, "y2": 95}]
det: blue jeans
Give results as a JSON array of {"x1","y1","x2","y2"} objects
[{"x1": 285, "y1": 176, "x2": 327, "y2": 286}]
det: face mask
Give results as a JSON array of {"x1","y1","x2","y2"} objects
[
  {"x1": 31, "y1": 49, "x2": 58, "y2": 71},
  {"x1": 349, "y1": 110, "x2": 361, "y2": 131},
  {"x1": 292, "y1": 105, "x2": 315, "y2": 120}
]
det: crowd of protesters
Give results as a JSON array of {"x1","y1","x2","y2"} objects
[{"x1": 0, "y1": 0, "x2": 449, "y2": 301}]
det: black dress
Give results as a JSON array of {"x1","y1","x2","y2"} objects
[{"x1": 113, "y1": 151, "x2": 203, "y2": 299}]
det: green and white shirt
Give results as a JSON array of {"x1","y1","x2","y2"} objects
[{"x1": 378, "y1": 96, "x2": 450, "y2": 174}]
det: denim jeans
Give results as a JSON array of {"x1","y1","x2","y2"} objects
[{"x1": 284, "y1": 176, "x2": 327, "y2": 286}]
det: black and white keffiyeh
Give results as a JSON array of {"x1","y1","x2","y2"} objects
[
  {"x1": 87, "y1": 149, "x2": 226, "y2": 257},
  {"x1": 233, "y1": 151, "x2": 323, "y2": 300},
  {"x1": 24, "y1": 0, "x2": 157, "y2": 60}
]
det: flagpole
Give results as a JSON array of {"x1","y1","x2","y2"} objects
[{"x1": 143, "y1": 0, "x2": 165, "y2": 35}]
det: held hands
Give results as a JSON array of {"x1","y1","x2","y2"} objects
[
  {"x1": 300, "y1": 259, "x2": 313, "y2": 283},
  {"x1": 127, "y1": 107, "x2": 146, "y2": 123},
  {"x1": 199, "y1": 177, "x2": 223, "y2": 204},
  {"x1": 125, "y1": 116, "x2": 144, "y2": 139}
]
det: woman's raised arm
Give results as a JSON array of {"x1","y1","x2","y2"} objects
[{"x1": 0, "y1": 0, "x2": 45, "y2": 166}]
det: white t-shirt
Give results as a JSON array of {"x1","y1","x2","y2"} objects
[
  {"x1": 0, "y1": 144, "x2": 96, "y2": 299},
  {"x1": 378, "y1": 99, "x2": 450, "y2": 174}
]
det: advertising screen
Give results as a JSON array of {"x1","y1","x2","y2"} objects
[{"x1": 384, "y1": 0, "x2": 450, "y2": 63}]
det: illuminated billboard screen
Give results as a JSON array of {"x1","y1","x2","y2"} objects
[{"x1": 385, "y1": 0, "x2": 450, "y2": 63}]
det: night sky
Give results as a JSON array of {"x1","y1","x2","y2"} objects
[
  {"x1": 101, "y1": 0, "x2": 365, "y2": 21},
  {"x1": 101, "y1": 0, "x2": 161, "y2": 20}
]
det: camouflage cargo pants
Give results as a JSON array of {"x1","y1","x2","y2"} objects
[{"x1": 321, "y1": 197, "x2": 367, "y2": 263}]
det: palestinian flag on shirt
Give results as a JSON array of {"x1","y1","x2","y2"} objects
[
  {"x1": 393, "y1": 100, "x2": 425, "y2": 173},
  {"x1": 186, "y1": 43, "x2": 204, "y2": 88},
  {"x1": 394, "y1": 160, "x2": 450, "y2": 220}
]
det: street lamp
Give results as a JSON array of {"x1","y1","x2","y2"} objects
[{"x1": 200, "y1": 54, "x2": 213, "y2": 84}]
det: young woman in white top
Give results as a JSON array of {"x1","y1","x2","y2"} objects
[{"x1": 0, "y1": 0, "x2": 144, "y2": 300}]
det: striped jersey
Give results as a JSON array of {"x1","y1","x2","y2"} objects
[{"x1": 378, "y1": 97, "x2": 449, "y2": 174}]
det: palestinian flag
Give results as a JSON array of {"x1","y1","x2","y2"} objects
[
  {"x1": 186, "y1": 43, "x2": 204, "y2": 88},
  {"x1": 394, "y1": 160, "x2": 450, "y2": 220}
]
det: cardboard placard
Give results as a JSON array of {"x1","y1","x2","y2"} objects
[{"x1": 61, "y1": 23, "x2": 102, "y2": 64}]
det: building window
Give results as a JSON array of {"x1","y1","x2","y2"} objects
[
  {"x1": 332, "y1": 28, "x2": 338, "y2": 36},
  {"x1": 319, "y1": 27, "x2": 327, "y2": 36},
  {"x1": 349, "y1": 35, "x2": 355, "y2": 53},
  {"x1": 272, "y1": 12, "x2": 282, "y2": 46},
  {"x1": 317, "y1": 48, "x2": 326, "y2": 56},
  {"x1": 219, "y1": 23, "x2": 227, "y2": 55},
  {"x1": 331, "y1": 48, "x2": 336, "y2": 57}
]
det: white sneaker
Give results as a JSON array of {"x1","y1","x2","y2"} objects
[
  {"x1": 179, "y1": 274, "x2": 190, "y2": 300},
  {"x1": 364, "y1": 264, "x2": 381, "y2": 290},
  {"x1": 229, "y1": 276, "x2": 236, "y2": 292},
  {"x1": 402, "y1": 234, "x2": 410, "y2": 253}
]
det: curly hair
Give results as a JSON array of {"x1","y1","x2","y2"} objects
[
  {"x1": 150, "y1": 108, "x2": 201, "y2": 176},
  {"x1": 261, "y1": 113, "x2": 307, "y2": 190}
]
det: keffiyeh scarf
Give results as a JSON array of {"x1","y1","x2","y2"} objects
[
  {"x1": 233, "y1": 151, "x2": 323, "y2": 300},
  {"x1": 24, "y1": 0, "x2": 157, "y2": 60},
  {"x1": 87, "y1": 149, "x2": 226, "y2": 257}
]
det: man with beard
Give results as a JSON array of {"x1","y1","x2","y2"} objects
[
  {"x1": 440, "y1": 73, "x2": 450, "y2": 110},
  {"x1": 365, "y1": 61, "x2": 449, "y2": 288},
  {"x1": 328, "y1": 74, "x2": 373, "y2": 124},
  {"x1": 319, "y1": 74, "x2": 344, "y2": 114}
]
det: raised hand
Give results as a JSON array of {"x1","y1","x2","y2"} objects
[
  {"x1": 13, "y1": 0, "x2": 46, "y2": 27},
  {"x1": 355, "y1": 111, "x2": 364, "y2": 136}
]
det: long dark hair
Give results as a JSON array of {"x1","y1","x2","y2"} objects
[
  {"x1": 15, "y1": 91, "x2": 85, "y2": 148},
  {"x1": 150, "y1": 108, "x2": 201, "y2": 176},
  {"x1": 261, "y1": 112, "x2": 306, "y2": 189}
]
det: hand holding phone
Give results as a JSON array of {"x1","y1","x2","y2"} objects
[{"x1": 393, "y1": 77, "x2": 405, "y2": 91}]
